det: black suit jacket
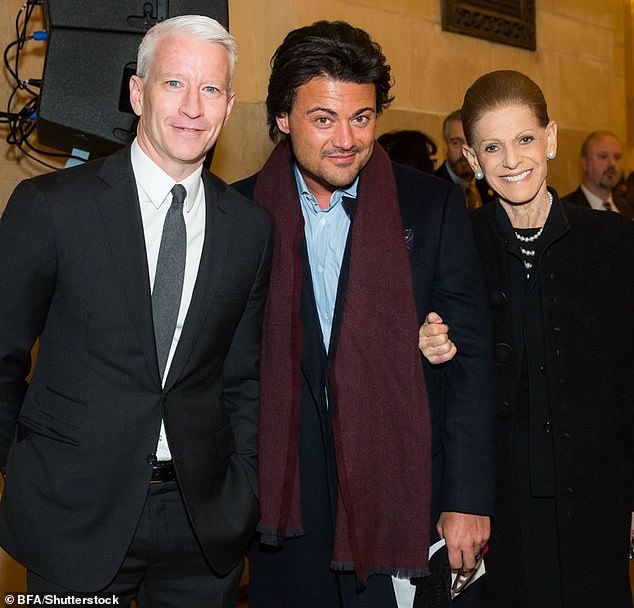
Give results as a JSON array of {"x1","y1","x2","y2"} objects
[
  {"x1": 435, "y1": 160, "x2": 495, "y2": 206},
  {"x1": 234, "y1": 161, "x2": 496, "y2": 523},
  {"x1": 561, "y1": 185, "x2": 634, "y2": 219},
  {"x1": 0, "y1": 147, "x2": 272, "y2": 591}
]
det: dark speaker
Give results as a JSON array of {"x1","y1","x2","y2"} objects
[{"x1": 37, "y1": 1, "x2": 229, "y2": 157}]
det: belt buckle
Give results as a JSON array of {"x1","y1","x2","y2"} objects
[{"x1": 150, "y1": 460, "x2": 175, "y2": 484}]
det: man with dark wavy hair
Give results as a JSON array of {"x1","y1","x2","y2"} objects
[{"x1": 234, "y1": 21, "x2": 495, "y2": 608}]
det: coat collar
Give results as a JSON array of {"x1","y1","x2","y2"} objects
[
  {"x1": 96, "y1": 147, "x2": 159, "y2": 385},
  {"x1": 486, "y1": 188, "x2": 570, "y2": 253}
]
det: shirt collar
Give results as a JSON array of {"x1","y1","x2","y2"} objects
[
  {"x1": 292, "y1": 163, "x2": 359, "y2": 213},
  {"x1": 445, "y1": 161, "x2": 467, "y2": 189},
  {"x1": 130, "y1": 139, "x2": 203, "y2": 213},
  {"x1": 581, "y1": 184, "x2": 613, "y2": 210}
]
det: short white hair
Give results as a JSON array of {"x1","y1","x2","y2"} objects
[{"x1": 136, "y1": 15, "x2": 236, "y2": 86}]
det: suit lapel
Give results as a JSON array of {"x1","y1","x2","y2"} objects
[
  {"x1": 163, "y1": 172, "x2": 234, "y2": 389},
  {"x1": 96, "y1": 148, "x2": 161, "y2": 387}
]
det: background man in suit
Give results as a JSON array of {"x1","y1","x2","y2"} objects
[
  {"x1": 435, "y1": 109, "x2": 495, "y2": 209},
  {"x1": 233, "y1": 21, "x2": 495, "y2": 608},
  {"x1": 561, "y1": 130, "x2": 634, "y2": 217},
  {"x1": 0, "y1": 15, "x2": 271, "y2": 606}
]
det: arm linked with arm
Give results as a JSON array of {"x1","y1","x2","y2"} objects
[
  {"x1": 431, "y1": 185, "x2": 496, "y2": 516},
  {"x1": 429, "y1": 186, "x2": 496, "y2": 569}
]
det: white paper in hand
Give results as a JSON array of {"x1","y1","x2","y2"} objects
[{"x1": 391, "y1": 539, "x2": 486, "y2": 607}]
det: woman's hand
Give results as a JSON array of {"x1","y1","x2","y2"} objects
[{"x1": 419, "y1": 312, "x2": 457, "y2": 364}]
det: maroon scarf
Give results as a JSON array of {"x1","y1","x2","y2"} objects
[{"x1": 253, "y1": 140, "x2": 431, "y2": 582}]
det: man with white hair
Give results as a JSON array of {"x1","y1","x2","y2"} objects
[{"x1": 0, "y1": 15, "x2": 270, "y2": 606}]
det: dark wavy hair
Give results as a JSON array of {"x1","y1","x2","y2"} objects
[
  {"x1": 266, "y1": 20, "x2": 394, "y2": 141},
  {"x1": 461, "y1": 70, "x2": 549, "y2": 146}
]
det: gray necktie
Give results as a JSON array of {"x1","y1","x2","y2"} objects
[{"x1": 152, "y1": 184, "x2": 187, "y2": 379}]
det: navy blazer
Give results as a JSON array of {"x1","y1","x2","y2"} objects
[
  {"x1": 0, "y1": 147, "x2": 271, "y2": 591},
  {"x1": 234, "y1": 160, "x2": 496, "y2": 522}
]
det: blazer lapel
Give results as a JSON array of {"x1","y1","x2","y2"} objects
[
  {"x1": 96, "y1": 148, "x2": 161, "y2": 387},
  {"x1": 163, "y1": 172, "x2": 234, "y2": 389}
]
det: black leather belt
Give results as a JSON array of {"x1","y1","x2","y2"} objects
[{"x1": 150, "y1": 460, "x2": 176, "y2": 483}]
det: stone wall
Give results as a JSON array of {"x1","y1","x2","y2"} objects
[{"x1": 1, "y1": 0, "x2": 632, "y2": 209}]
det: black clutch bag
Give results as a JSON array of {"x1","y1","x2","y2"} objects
[{"x1": 412, "y1": 544, "x2": 452, "y2": 608}]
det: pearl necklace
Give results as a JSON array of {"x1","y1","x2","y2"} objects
[{"x1": 513, "y1": 191, "x2": 553, "y2": 243}]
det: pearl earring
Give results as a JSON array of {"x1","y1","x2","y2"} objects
[
  {"x1": 474, "y1": 169, "x2": 484, "y2": 180},
  {"x1": 546, "y1": 151, "x2": 556, "y2": 160}
]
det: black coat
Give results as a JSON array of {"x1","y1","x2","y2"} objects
[{"x1": 470, "y1": 194, "x2": 634, "y2": 608}]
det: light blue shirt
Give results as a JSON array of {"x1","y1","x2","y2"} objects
[{"x1": 294, "y1": 165, "x2": 358, "y2": 352}]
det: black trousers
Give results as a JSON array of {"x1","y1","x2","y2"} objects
[{"x1": 28, "y1": 481, "x2": 243, "y2": 608}]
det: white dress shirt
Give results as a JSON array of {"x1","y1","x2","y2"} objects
[
  {"x1": 130, "y1": 139, "x2": 206, "y2": 460},
  {"x1": 581, "y1": 184, "x2": 618, "y2": 212}
]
